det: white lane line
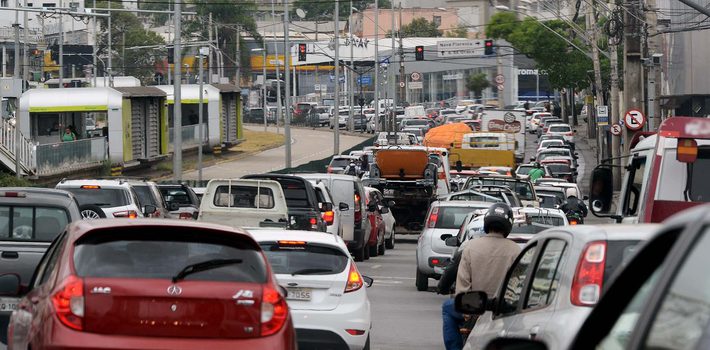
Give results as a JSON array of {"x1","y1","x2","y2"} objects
[
  {"x1": 371, "y1": 264, "x2": 381, "y2": 269},
  {"x1": 373, "y1": 280, "x2": 403, "y2": 285},
  {"x1": 366, "y1": 275, "x2": 416, "y2": 280}
]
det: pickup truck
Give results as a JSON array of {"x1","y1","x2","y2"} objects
[
  {"x1": 197, "y1": 179, "x2": 289, "y2": 229},
  {"x1": 0, "y1": 188, "x2": 82, "y2": 345}
]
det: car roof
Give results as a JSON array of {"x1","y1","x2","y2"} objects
[
  {"x1": 548, "y1": 123, "x2": 571, "y2": 128},
  {"x1": 66, "y1": 219, "x2": 253, "y2": 241},
  {"x1": 537, "y1": 224, "x2": 661, "y2": 242},
  {"x1": 299, "y1": 173, "x2": 359, "y2": 181},
  {"x1": 0, "y1": 187, "x2": 77, "y2": 206},
  {"x1": 249, "y1": 229, "x2": 346, "y2": 248},
  {"x1": 432, "y1": 200, "x2": 493, "y2": 208},
  {"x1": 56, "y1": 179, "x2": 133, "y2": 188},
  {"x1": 534, "y1": 186, "x2": 566, "y2": 192}
]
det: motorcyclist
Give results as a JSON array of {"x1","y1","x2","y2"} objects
[
  {"x1": 528, "y1": 162, "x2": 545, "y2": 183},
  {"x1": 439, "y1": 248, "x2": 464, "y2": 350},
  {"x1": 559, "y1": 188, "x2": 588, "y2": 218},
  {"x1": 445, "y1": 203, "x2": 520, "y2": 350}
]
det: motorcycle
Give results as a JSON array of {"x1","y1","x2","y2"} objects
[{"x1": 566, "y1": 210, "x2": 584, "y2": 225}]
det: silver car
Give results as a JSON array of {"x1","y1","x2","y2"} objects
[
  {"x1": 415, "y1": 200, "x2": 493, "y2": 291},
  {"x1": 460, "y1": 224, "x2": 659, "y2": 350}
]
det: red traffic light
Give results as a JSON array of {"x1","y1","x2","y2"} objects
[
  {"x1": 485, "y1": 41, "x2": 493, "y2": 47},
  {"x1": 299, "y1": 43, "x2": 306, "y2": 53},
  {"x1": 416, "y1": 46, "x2": 423, "y2": 52}
]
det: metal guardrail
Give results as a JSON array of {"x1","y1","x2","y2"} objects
[
  {"x1": 35, "y1": 137, "x2": 107, "y2": 176},
  {"x1": 168, "y1": 123, "x2": 207, "y2": 150},
  {"x1": 0, "y1": 119, "x2": 36, "y2": 174}
]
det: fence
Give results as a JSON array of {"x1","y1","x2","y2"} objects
[
  {"x1": 168, "y1": 123, "x2": 207, "y2": 151},
  {"x1": 0, "y1": 119, "x2": 36, "y2": 174},
  {"x1": 35, "y1": 137, "x2": 108, "y2": 176}
]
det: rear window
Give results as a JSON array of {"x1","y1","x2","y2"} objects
[
  {"x1": 0, "y1": 206, "x2": 70, "y2": 241},
  {"x1": 260, "y1": 242, "x2": 349, "y2": 275},
  {"x1": 74, "y1": 230, "x2": 266, "y2": 283},
  {"x1": 549, "y1": 126, "x2": 571, "y2": 132},
  {"x1": 276, "y1": 179, "x2": 311, "y2": 208},
  {"x1": 213, "y1": 185, "x2": 275, "y2": 209},
  {"x1": 528, "y1": 215, "x2": 565, "y2": 226},
  {"x1": 547, "y1": 164, "x2": 572, "y2": 173},
  {"x1": 330, "y1": 158, "x2": 350, "y2": 168},
  {"x1": 132, "y1": 185, "x2": 157, "y2": 207},
  {"x1": 604, "y1": 240, "x2": 642, "y2": 283},
  {"x1": 536, "y1": 190, "x2": 565, "y2": 201},
  {"x1": 517, "y1": 166, "x2": 532, "y2": 175},
  {"x1": 159, "y1": 187, "x2": 193, "y2": 206},
  {"x1": 63, "y1": 188, "x2": 129, "y2": 208},
  {"x1": 435, "y1": 206, "x2": 479, "y2": 229}
]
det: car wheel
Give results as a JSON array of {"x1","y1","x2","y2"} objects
[
  {"x1": 415, "y1": 268, "x2": 428, "y2": 291},
  {"x1": 385, "y1": 228, "x2": 395, "y2": 249},
  {"x1": 364, "y1": 335, "x2": 371, "y2": 350},
  {"x1": 353, "y1": 246, "x2": 365, "y2": 262},
  {"x1": 79, "y1": 204, "x2": 106, "y2": 220},
  {"x1": 364, "y1": 243, "x2": 370, "y2": 260}
]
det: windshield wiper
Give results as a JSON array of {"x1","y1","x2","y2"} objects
[
  {"x1": 290, "y1": 268, "x2": 335, "y2": 276},
  {"x1": 172, "y1": 258, "x2": 243, "y2": 283}
]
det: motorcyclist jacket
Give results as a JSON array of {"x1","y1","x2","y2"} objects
[
  {"x1": 455, "y1": 232, "x2": 520, "y2": 296},
  {"x1": 560, "y1": 197, "x2": 588, "y2": 217}
]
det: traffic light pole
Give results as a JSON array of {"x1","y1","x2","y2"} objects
[{"x1": 334, "y1": 1, "x2": 340, "y2": 155}]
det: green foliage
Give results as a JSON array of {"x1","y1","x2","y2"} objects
[
  {"x1": 0, "y1": 173, "x2": 33, "y2": 187},
  {"x1": 485, "y1": 12, "x2": 608, "y2": 91},
  {"x1": 293, "y1": 0, "x2": 391, "y2": 19},
  {"x1": 445, "y1": 25, "x2": 468, "y2": 38},
  {"x1": 399, "y1": 18, "x2": 442, "y2": 38},
  {"x1": 466, "y1": 73, "x2": 490, "y2": 98}
]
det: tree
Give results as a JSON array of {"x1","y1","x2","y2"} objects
[
  {"x1": 445, "y1": 25, "x2": 468, "y2": 38},
  {"x1": 466, "y1": 73, "x2": 490, "y2": 99},
  {"x1": 293, "y1": 0, "x2": 391, "y2": 20},
  {"x1": 399, "y1": 18, "x2": 442, "y2": 38}
]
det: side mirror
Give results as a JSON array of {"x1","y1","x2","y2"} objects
[
  {"x1": 339, "y1": 202, "x2": 350, "y2": 211},
  {"x1": 445, "y1": 236, "x2": 459, "y2": 247},
  {"x1": 589, "y1": 166, "x2": 616, "y2": 218},
  {"x1": 380, "y1": 206, "x2": 390, "y2": 214},
  {"x1": 362, "y1": 275, "x2": 374, "y2": 288},
  {"x1": 455, "y1": 160, "x2": 463, "y2": 173},
  {"x1": 454, "y1": 291, "x2": 489, "y2": 314},
  {"x1": 319, "y1": 202, "x2": 334, "y2": 212},
  {"x1": 168, "y1": 202, "x2": 180, "y2": 211},
  {"x1": 484, "y1": 338, "x2": 548, "y2": 350},
  {"x1": 0, "y1": 274, "x2": 21, "y2": 296},
  {"x1": 143, "y1": 205, "x2": 157, "y2": 216},
  {"x1": 440, "y1": 233, "x2": 453, "y2": 241}
]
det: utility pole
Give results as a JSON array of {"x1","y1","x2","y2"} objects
[
  {"x1": 12, "y1": 3, "x2": 19, "y2": 177},
  {"x1": 390, "y1": 0, "x2": 396, "y2": 132},
  {"x1": 262, "y1": 46, "x2": 267, "y2": 132},
  {"x1": 93, "y1": 0, "x2": 97, "y2": 86},
  {"x1": 334, "y1": 1, "x2": 340, "y2": 154},
  {"x1": 208, "y1": 13, "x2": 213, "y2": 84},
  {"x1": 172, "y1": 0, "x2": 182, "y2": 181},
  {"x1": 283, "y1": 0, "x2": 292, "y2": 168},
  {"x1": 107, "y1": 0, "x2": 112, "y2": 85},
  {"x1": 623, "y1": 0, "x2": 643, "y2": 154},
  {"x1": 374, "y1": 0, "x2": 380, "y2": 132},
  {"x1": 349, "y1": 2, "x2": 355, "y2": 132},
  {"x1": 611, "y1": 41, "x2": 621, "y2": 189},
  {"x1": 587, "y1": 0, "x2": 602, "y2": 157},
  {"x1": 197, "y1": 47, "x2": 205, "y2": 182},
  {"x1": 235, "y1": 26, "x2": 240, "y2": 86},
  {"x1": 271, "y1": 0, "x2": 281, "y2": 134},
  {"x1": 398, "y1": 3, "x2": 404, "y2": 105},
  {"x1": 22, "y1": 2, "x2": 28, "y2": 82}
]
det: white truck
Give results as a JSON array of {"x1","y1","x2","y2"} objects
[
  {"x1": 197, "y1": 179, "x2": 289, "y2": 229},
  {"x1": 479, "y1": 110, "x2": 527, "y2": 164}
]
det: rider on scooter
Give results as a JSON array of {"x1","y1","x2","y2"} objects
[{"x1": 559, "y1": 188, "x2": 588, "y2": 221}]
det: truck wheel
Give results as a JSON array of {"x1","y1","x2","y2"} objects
[
  {"x1": 415, "y1": 268, "x2": 428, "y2": 291},
  {"x1": 385, "y1": 228, "x2": 395, "y2": 249},
  {"x1": 353, "y1": 245, "x2": 365, "y2": 262}
]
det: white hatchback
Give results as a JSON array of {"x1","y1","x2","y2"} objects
[
  {"x1": 546, "y1": 123, "x2": 576, "y2": 143},
  {"x1": 253, "y1": 230, "x2": 373, "y2": 350}
]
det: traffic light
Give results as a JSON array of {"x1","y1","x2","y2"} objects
[
  {"x1": 415, "y1": 46, "x2": 424, "y2": 61},
  {"x1": 167, "y1": 47, "x2": 174, "y2": 64},
  {"x1": 50, "y1": 49, "x2": 58, "y2": 63},
  {"x1": 298, "y1": 43, "x2": 307, "y2": 62},
  {"x1": 484, "y1": 39, "x2": 494, "y2": 55}
]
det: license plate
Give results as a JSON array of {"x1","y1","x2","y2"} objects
[
  {"x1": 286, "y1": 288, "x2": 312, "y2": 301},
  {"x1": 383, "y1": 189, "x2": 395, "y2": 196},
  {"x1": 0, "y1": 297, "x2": 19, "y2": 313}
]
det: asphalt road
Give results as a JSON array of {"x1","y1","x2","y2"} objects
[{"x1": 182, "y1": 125, "x2": 370, "y2": 180}]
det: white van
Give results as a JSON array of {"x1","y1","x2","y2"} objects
[
  {"x1": 298, "y1": 174, "x2": 371, "y2": 262},
  {"x1": 197, "y1": 179, "x2": 289, "y2": 229}
]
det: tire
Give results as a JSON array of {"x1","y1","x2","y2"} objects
[
  {"x1": 385, "y1": 227, "x2": 395, "y2": 249},
  {"x1": 79, "y1": 204, "x2": 106, "y2": 220},
  {"x1": 415, "y1": 268, "x2": 428, "y2": 291},
  {"x1": 364, "y1": 335, "x2": 371, "y2": 350},
  {"x1": 369, "y1": 243, "x2": 378, "y2": 257},
  {"x1": 364, "y1": 243, "x2": 370, "y2": 260},
  {"x1": 353, "y1": 245, "x2": 365, "y2": 262}
]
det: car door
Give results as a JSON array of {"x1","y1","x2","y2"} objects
[
  {"x1": 467, "y1": 242, "x2": 540, "y2": 350},
  {"x1": 504, "y1": 237, "x2": 569, "y2": 346},
  {"x1": 332, "y1": 179, "x2": 355, "y2": 241}
]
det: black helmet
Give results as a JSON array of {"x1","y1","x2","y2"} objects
[
  {"x1": 533, "y1": 162, "x2": 542, "y2": 168},
  {"x1": 483, "y1": 203, "x2": 514, "y2": 236}
]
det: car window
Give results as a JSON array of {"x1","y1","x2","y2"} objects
[
  {"x1": 330, "y1": 158, "x2": 350, "y2": 168},
  {"x1": 525, "y1": 239, "x2": 567, "y2": 309},
  {"x1": 74, "y1": 231, "x2": 267, "y2": 283},
  {"x1": 434, "y1": 207, "x2": 480, "y2": 229},
  {"x1": 644, "y1": 228, "x2": 710, "y2": 349},
  {"x1": 63, "y1": 187, "x2": 129, "y2": 208},
  {"x1": 498, "y1": 243, "x2": 538, "y2": 315},
  {"x1": 260, "y1": 242, "x2": 349, "y2": 275},
  {"x1": 0, "y1": 206, "x2": 70, "y2": 242},
  {"x1": 276, "y1": 179, "x2": 311, "y2": 208},
  {"x1": 213, "y1": 185, "x2": 276, "y2": 209},
  {"x1": 32, "y1": 231, "x2": 67, "y2": 287},
  {"x1": 160, "y1": 187, "x2": 193, "y2": 206},
  {"x1": 549, "y1": 126, "x2": 571, "y2": 132},
  {"x1": 132, "y1": 185, "x2": 157, "y2": 207}
]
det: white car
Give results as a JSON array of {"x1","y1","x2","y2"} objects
[
  {"x1": 365, "y1": 187, "x2": 396, "y2": 249},
  {"x1": 546, "y1": 123, "x2": 576, "y2": 143},
  {"x1": 55, "y1": 179, "x2": 153, "y2": 219},
  {"x1": 311, "y1": 180, "x2": 341, "y2": 236},
  {"x1": 253, "y1": 230, "x2": 373, "y2": 350},
  {"x1": 529, "y1": 112, "x2": 552, "y2": 133},
  {"x1": 537, "y1": 138, "x2": 566, "y2": 152}
]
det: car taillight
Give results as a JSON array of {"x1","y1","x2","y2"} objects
[
  {"x1": 569, "y1": 219, "x2": 579, "y2": 225},
  {"x1": 571, "y1": 241, "x2": 606, "y2": 306},
  {"x1": 52, "y1": 275, "x2": 84, "y2": 331},
  {"x1": 344, "y1": 263, "x2": 364, "y2": 293},
  {"x1": 261, "y1": 286, "x2": 288, "y2": 336},
  {"x1": 179, "y1": 212, "x2": 194, "y2": 220},
  {"x1": 323, "y1": 210, "x2": 335, "y2": 225},
  {"x1": 354, "y1": 194, "x2": 362, "y2": 223},
  {"x1": 309, "y1": 216, "x2": 318, "y2": 229},
  {"x1": 113, "y1": 210, "x2": 138, "y2": 219},
  {"x1": 426, "y1": 207, "x2": 439, "y2": 228},
  {"x1": 565, "y1": 132, "x2": 574, "y2": 136}
]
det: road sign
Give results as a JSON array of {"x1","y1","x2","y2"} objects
[
  {"x1": 320, "y1": 84, "x2": 327, "y2": 92},
  {"x1": 399, "y1": 81, "x2": 405, "y2": 88},
  {"x1": 497, "y1": 84, "x2": 504, "y2": 91},
  {"x1": 624, "y1": 109, "x2": 646, "y2": 131},
  {"x1": 408, "y1": 81, "x2": 423, "y2": 89},
  {"x1": 597, "y1": 105, "x2": 609, "y2": 126},
  {"x1": 411, "y1": 72, "x2": 421, "y2": 81},
  {"x1": 314, "y1": 84, "x2": 320, "y2": 91},
  {"x1": 495, "y1": 74, "x2": 505, "y2": 84},
  {"x1": 357, "y1": 76, "x2": 372, "y2": 85},
  {"x1": 436, "y1": 40, "x2": 486, "y2": 58},
  {"x1": 611, "y1": 124, "x2": 622, "y2": 136}
]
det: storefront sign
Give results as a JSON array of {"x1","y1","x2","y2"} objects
[
  {"x1": 487, "y1": 119, "x2": 522, "y2": 133},
  {"x1": 442, "y1": 73, "x2": 463, "y2": 81}
]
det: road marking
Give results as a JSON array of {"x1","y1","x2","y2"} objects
[
  {"x1": 373, "y1": 280, "x2": 403, "y2": 285},
  {"x1": 371, "y1": 264, "x2": 381, "y2": 269},
  {"x1": 366, "y1": 275, "x2": 416, "y2": 280}
]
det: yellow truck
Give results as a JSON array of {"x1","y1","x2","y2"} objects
[{"x1": 448, "y1": 132, "x2": 517, "y2": 170}]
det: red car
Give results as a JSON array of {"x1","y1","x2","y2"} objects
[
  {"x1": 6, "y1": 219, "x2": 296, "y2": 350},
  {"x1": 364, "y1": 187, "x2": 386, "y2": 258}
]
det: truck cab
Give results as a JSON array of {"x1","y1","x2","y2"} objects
[{"x1": 591, "y1": 117, "x2": 710, "y2": 223}]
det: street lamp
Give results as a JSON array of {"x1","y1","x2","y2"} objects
[{"x1": 252, "y1": 47, "x2": 268, "y2": 132}]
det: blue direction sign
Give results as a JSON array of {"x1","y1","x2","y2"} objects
[{"x1": 358, "y1": 76, "x2": 372, "y2": 85}]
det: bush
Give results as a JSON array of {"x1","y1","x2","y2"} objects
[{"x1": 0, "y1": 173, "x2": 33, "y2": 187}]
